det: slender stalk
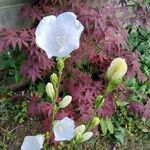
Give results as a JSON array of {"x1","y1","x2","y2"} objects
[
  {"x1": 55, "y1": 71, "x2": 62, "y2": 99},
  {"x1": 51, "y1": 71, "x2": 62, "y2": 126},
  {"x1": 140, "y1": 78, "x2": 150, "y2": 88},
  {"x1": 85, "y1": 83, "x2": 110, "y2": 132}
]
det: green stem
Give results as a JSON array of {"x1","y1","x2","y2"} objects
[
  {"x1": 140, "y1": 78, "x2": 150, "y2": 88},
  {"x1": 85, "y1": 83, "x2": 110, "y2": 132},
  {"x1": 51, "y1": 71, "x2": 62, "y2": 127},
  {"x1": 55, "y1": 71, "x2": 62, "y2": 99}
]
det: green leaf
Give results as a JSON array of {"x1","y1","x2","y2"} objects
[
  {"x1": 14, "y1": 70, "x2": 21, "y2": 82},
  {"x1": 100, "y1": 118, "x2": 108, "y2": 135},
  {"x1": 114, "y1": 127, "x2": 125, "y2": 145},
  {"x1": 0, "y1": 58, "x2": 15, "y2": 70},
  {"x1": 116, "y1": 99, "x2": 128, "y2": 107},
  {"x1": 95, "y1": 95, "x2": 104, "y2": 109},
  {"x1": 114, "y1": 132, "x2": 124, "y2": 145},
  {"x1": 106, "y1": 118, "x2": 114, "y2": 134}
]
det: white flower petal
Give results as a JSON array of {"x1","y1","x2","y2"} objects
[
  {"x1": 56, "y1": 44, "x2": 78, "y2": 57},
  {"x1": 21, "y1": 134, "x2": 45, "y2": 150},
  {"x1": 57, "y1": 12, "x2": 84, "y2": 51},
  {"x1": 36, "y1": 134, "x2": 45, "y2": 148},
  {"x1": 54, "y1": 117, "x2": 75, "y2": 141},
  {"x1": 57, "y1": 12, "x2": 83, "y2": 30},
  {"x1": 35, "y1": 16, "x2": 58, "y2": 58}
]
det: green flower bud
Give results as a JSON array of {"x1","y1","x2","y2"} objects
[
  {"x1": 57, "y1": 59, "x2": 65, "y2": 72},
  {"x1": 59, "y1": 95, "x2": 72, "y2": 108},
  {"x1": 58, "y1": 146, "x2": 62, "y2": 150},
  {"x1": 75, "y1": 125, "x2": 85, "y2": 135},
  {"x1": 50, "y1": 73, "x2": 58, "y2": 86},
  {"x1": 89, "y1": 117, "x2": 100, "y2": 129},
  {"x1": 75, "y1": 132, "x2": 83, "y2": 141},
  {"x1": 107, "y1": 58, "x2": 127, "y2": 82},
  {"x1": 45, "y1": 132, "x2": 50, "y2": 141},
  {"x1": 82, "y1": 132, "x2": 93, "y2": 142},
  {"x1": 59, "y1": 142, "x2": 64, "y2": 147},
  {"x1": 95, "y1": 95, "x2": 105, "y2": 109},
  {"x1": 46, "y1": 83, "x2": 55, "y2": 99}
]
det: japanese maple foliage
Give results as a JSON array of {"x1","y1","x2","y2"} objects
[
  {"x1": 128, "y1": 98, "x2": 150, "y2": 119},
  {"x1": 0, "y1": 0, "x2": 149, "y2": 131}
]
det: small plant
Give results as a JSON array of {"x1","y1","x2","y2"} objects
[
  {"x1": 0, "y1": 46, "x2": 26, "y2": 82},
  {"x1": 0, "y1": 96, "x2": 28, "y2": 124},
  {"x1": 0, "y1": 0, "x2": 149, "y2": 149},
  {"x1": 126, "y1": 25, "x2": 150, "y2": 118},
  {"x1": 128, "y1": 27, "x2": 150, "y2": 78},
  {"x1": 21, "y1": 11, "x2": 128, "y2": 149}
]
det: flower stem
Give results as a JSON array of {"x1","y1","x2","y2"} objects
[
  {"x1": 51, "y1": 58, "x2": 65, "y2": 133},
  {"x1": 51, "y1": 71, "x2": 62, "y2": 126},
  {"x1": 85, "y1": 83, "x2": 110, "y2": 132}
]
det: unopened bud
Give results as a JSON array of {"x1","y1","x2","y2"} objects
[
  {"x1": 75, "y1": 125, "x2": 85, "y2": 135},
  {"x1": 59, "y1": 142, "x2": 64, "y2": 147},
  {"x1": 59, "y1": 95, "x2": 72, "y2": 108},
  {"x1": 57, "y1": 59, "x2": 65, "y2": 72},
  {"x1": 89, "y1": 117, "x2": 100, "y2": 129},
  {"x1": 50, "y1": 73, "x2": 58, "y2": 86},
  {"x1": 95, "y1": 95, "x2": 104, "y2": 109},
  {"x1": 45, "y1": 132, "x2": 50, "y2": 141},
  {"x1": 46, "y1": 83, "x2": 55, "y2": 99},
  {"x1": 107, "y1": 58, "x2": 127, "y2": 82},
  {"x1": 75, "y1": 132, "x2": 83, "y2": 141},
  {"x1": 82, "y1": 132, "x2": 93, "y2": 142}
]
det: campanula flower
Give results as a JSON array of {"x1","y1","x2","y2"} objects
[
  {"x1": 54, "y1": 117, "x2": 75, "y2": 141},
  {"x1": 35, "y1": 12, "x2": 84, "y2": 58},
  {"x1": 21, "y1": 134, "x2": 45, "y2": 150}
]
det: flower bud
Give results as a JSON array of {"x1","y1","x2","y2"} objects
[
  {"x1": 90, "y1": 117, "x2": 100, "y2": 129},
  {"x1": 107, "y1": 58, "x2": 127, "y2": 82},
  {"x1": 75, "y1": 125, "x2": 85, "y2": 135},
  {"x1": 59, "y1": 142, "x2": 64, "y2": 147},
  {"x1": 82, "y1": 132, "x2": 93, "y2": 142},
  {"x1": 46, "y1": 83, "x2": 55, "y2": 99},
  {"x1": 45, "y1": 132, "x2": 50, "y2": 140},
  {"x1": 95, "y1": 95, "x2": 104, "y2": 109},
  {"x1": 75, "y1": 132, "x2": 83, "y2": 141},
  {"x1": 59, "y1": 95, "x2": 72, "y2": 108},
  {"x1": 50, "y1": 73, "x2": 58, "y2": 86},
  {"x1": 57, "y1": 59, "x2": 65, "y2": 72}
]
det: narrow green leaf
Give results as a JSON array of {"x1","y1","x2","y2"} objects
[
  {"x1": 100, "y1": 118, "x2": 108, "y2": 135},
  {"x1": 106, "y1": 118, "x2": 114, "y2": 134}
]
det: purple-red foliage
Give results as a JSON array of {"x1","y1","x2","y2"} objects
[
  {"x1": 28, "y1": 95, "x2": 52, "y2": 117},
  {"x1": 1, "y1": 0, "x2": 149, "y2": 130},
  {"x1": 115, "y1": 0, "x2": 150, "y2": 29},
  {"x1": 28, "y1": 95, "x2": 39, "y2": 116},
  {"x1": 0, "y1": 28, "x2": 54, "y2": 82},
  {"x1": 97, "y1": 93, "x2": 116, "y2": 117},
  {"x1": 128, "y1": 98, "x2": 150, "y2": 119}
]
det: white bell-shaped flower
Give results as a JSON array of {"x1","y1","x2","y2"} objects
[
  {"x1": 35, "y1": 12, "x2": 84, "y2": 58},
  {"x1": 21, "y1": 134, "x2": 45, "y2": 150},
  {"x1": 54, "y1": 117, "x2": 75, "y2": 141}
]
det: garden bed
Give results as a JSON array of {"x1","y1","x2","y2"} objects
[{"x1": 0, "y1": 0, "x2": 150, "y2": 150}]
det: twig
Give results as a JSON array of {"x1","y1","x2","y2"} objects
[{"x1": 5, "y1": 79, "x2": 30, "y2": 91}]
